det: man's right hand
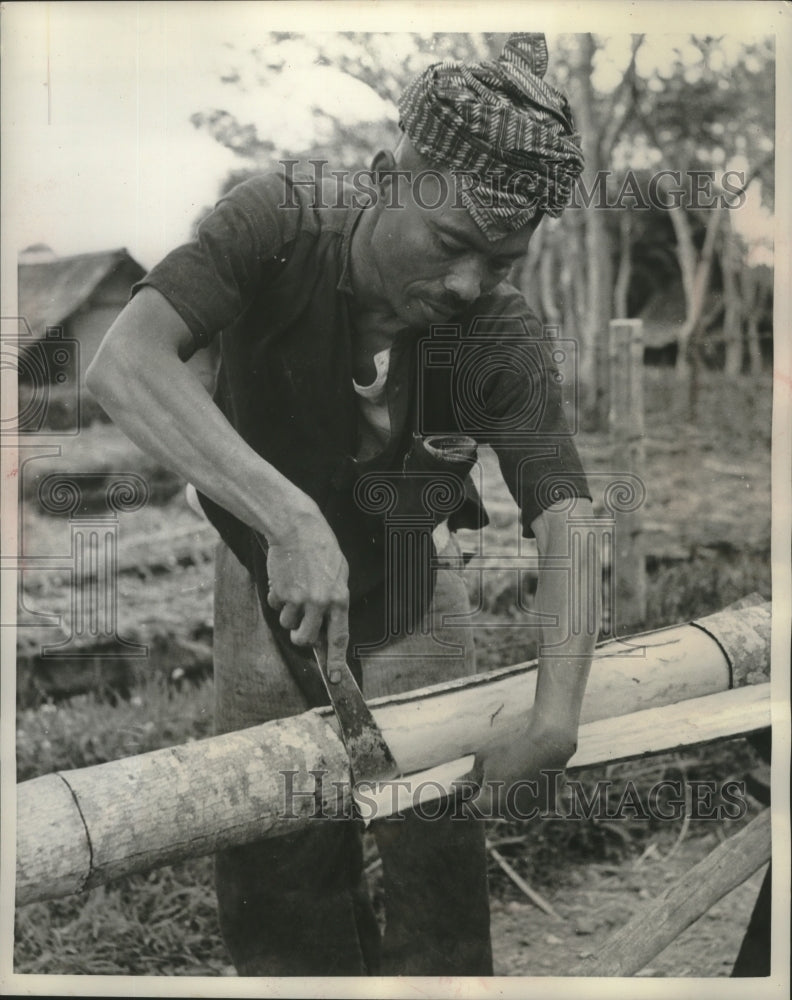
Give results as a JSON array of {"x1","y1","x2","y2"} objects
[
  {"x1": 265, "y1": 504, "x2": 351, "y2": 668},
  {"x1": 86, "y1": 288, "x2": 353, "y2": 674}
]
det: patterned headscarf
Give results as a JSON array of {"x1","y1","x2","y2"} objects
[{"x1": 399, "y1": 33, "x2": 584, "y2": 239}]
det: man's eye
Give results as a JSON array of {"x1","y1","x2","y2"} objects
[{"x1": 430, "y1": 229, "x2": 464, "y2": 255}]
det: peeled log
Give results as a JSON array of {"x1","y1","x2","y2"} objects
[{"x1": 16, "y1": 601, "x2": 771, "y2": 906}]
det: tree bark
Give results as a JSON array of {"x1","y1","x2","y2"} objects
[{"x1": 570, "y1": 683, "x2": 769, "y2": 770}]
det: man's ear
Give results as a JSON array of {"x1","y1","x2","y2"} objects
[{"x1": 371, "y1": 149, "x2": 398, "y2": 195}]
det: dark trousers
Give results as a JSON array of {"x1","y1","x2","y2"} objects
[{"x1": 212, "y1": 539, "x2": 493, "y2": 976}]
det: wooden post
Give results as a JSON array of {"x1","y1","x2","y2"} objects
[
  {"x1": 608, "y1": 318, "x2": 646, "y2": 634},
  {"x1": 15, "y1": 601, "x2": 770, "y2": 906},
  {"x1": 571, "y1": 809, "x2": 771, "y2": 977}
]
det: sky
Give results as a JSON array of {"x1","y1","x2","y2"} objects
[
  {"x1": 2, "y1": 3, "x2": 401, "y2": 269},
  {"x1": 1, "y1": 3, "x2": 778, "y2": 272}
]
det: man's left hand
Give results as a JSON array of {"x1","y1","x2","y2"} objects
[{"x1": 467, "y1": 721, "x2": 578, "y2": 820}]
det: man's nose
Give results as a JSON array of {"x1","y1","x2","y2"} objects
[{"x1": 444, "y1": 258, "x2": 484, "y2": 302}]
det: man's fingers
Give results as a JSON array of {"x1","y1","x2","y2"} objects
[
  {"x1": 278, "y1": 602, "x2": 301, "y2": 630},
  {"x1": 291, "y1": 604, "x2": 324, "y2": 647},
  {"x1": 325, "y1": 606, "x2": 350, "y2": 680},
  {"x1": 267, "y1": 587, "x2": 283, "y2": 611}
]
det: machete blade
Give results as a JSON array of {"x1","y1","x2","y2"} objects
[{"x1": 312, "y1": 640, "x2": 401, "y2": 785}]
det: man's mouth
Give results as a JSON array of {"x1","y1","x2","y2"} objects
[{"x1": 420, "y1": 297, "x2": 457, "y2": 321}]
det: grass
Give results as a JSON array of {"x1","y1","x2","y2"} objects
[
  {"x1": 16, "y1": 675, "x2": 215, "y2": 782},
  {"x1": 13, "y1": 368, "x2": 773, "y2": 975},
  {"x1": 15, "y1": 677, "x2": 231, "y2": 976},
  {"x1": 15, "y1": 861, "x2": 226, "y2": 976}
]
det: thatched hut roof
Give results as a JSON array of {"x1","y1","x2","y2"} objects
[{"x1": 18, "y1": 248, "x2": 145, "y2": 338}]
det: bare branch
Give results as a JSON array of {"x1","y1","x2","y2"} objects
[{"x1": 598, "y1": 34, "x2": 645, "y2": 162}]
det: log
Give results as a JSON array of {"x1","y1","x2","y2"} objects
[
  {"x1": 571, "y1": 809, "x2": 771, "y2": 977},
  {"x1": 333, "y1": 684, "x2": 770, "y2": 821},
  {"x1": 16, "y1": 601, "x2": 771, "y2": 906},
  {"x1": 569, "y1": 683, "x2": 771, "y2": 770}
]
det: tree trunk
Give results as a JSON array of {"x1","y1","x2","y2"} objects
[
  {"x1": 669, "y1": 208, "x2": 724, "y2": 363},
  {"x1": 742, "y1": 265, "x2": 764, "y2": 374},
  {"x1": 721, "y1": 215, "x2": 744, "y2": 377},
  {"x1": 539, "y1": 218, "x2": 562, "y2": 326},
  {"x1": 608, "y1": 319, "x2": 646, "y2": 633},
  {"x1": 746, "y1": 312, "x2": 763, "y2": 374},
  {"x1": 613, "y1": 209, "x2": 633, "y2": 319},
  {"x1": 559, "y1": 209, "x2": 586, "y2": 347},
  {"x1": 517, "y1": 219, "x2": 544, "y2": 317},
  {"x1": 588, "y1": 206, "x2": 613, "y2": 428},
  {"x1": 668, "y1": 205, "x2": 698, "y2": 385},
  {"x1": 669, "y1": 205, "x2": 726, "y2": 422},
  {"x1": 567, "y1": 33, "x2": 612, "y2": 428}
]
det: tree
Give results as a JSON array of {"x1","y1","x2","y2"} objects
[
  {"x1": 515, "y1": 33, "x2": 644, "y2": 428},
  {"x1": 190, "y1": 33, "x2": 499, "y2": 171},
  {"x1": 628, "y1": 35, "x2": 774, "y2": 396},
  {"x1": 189, "y1": 33, "x2": 502, "y2": 231}
]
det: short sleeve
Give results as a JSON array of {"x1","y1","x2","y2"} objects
[
  {"x1": 131, "y1": 173, "x2": 304, "y2": 356},
  {"x1": 470, "y1": 288, "x2": 592, "y2": 536}
]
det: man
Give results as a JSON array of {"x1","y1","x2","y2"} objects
[{"x1": 87, "y1": 32, "x2": 598, "y2": 977}]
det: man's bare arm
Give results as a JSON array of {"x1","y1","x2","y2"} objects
[
  {"x1": 529, "y1": 496, "x2": 600, "y2": 738},
  {"x1": 471, "y1": 497, "x2": 599, "y2": 810},
  {"x1": 86, "y1": 286, "x2": 350, "y2": 657}
]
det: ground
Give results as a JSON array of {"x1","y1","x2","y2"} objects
[
  {"x1": 12, "y1": 369, "x2": 775, "y2": 979},
  {"x1": 490, "y1": 830, "x2": 767, "y2": 977}
]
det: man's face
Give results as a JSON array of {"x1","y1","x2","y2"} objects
[{"x1": 368, "y1": 170, "x2": 541, "y2": 329}]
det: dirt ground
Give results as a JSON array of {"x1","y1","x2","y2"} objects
[{"x1": 489, "y1": 828, "x2": 767, "y2": 977}]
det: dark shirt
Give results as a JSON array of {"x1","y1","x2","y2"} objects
[{"x1": 133, "y1": 170, "x2": 590, "y2": 678}]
